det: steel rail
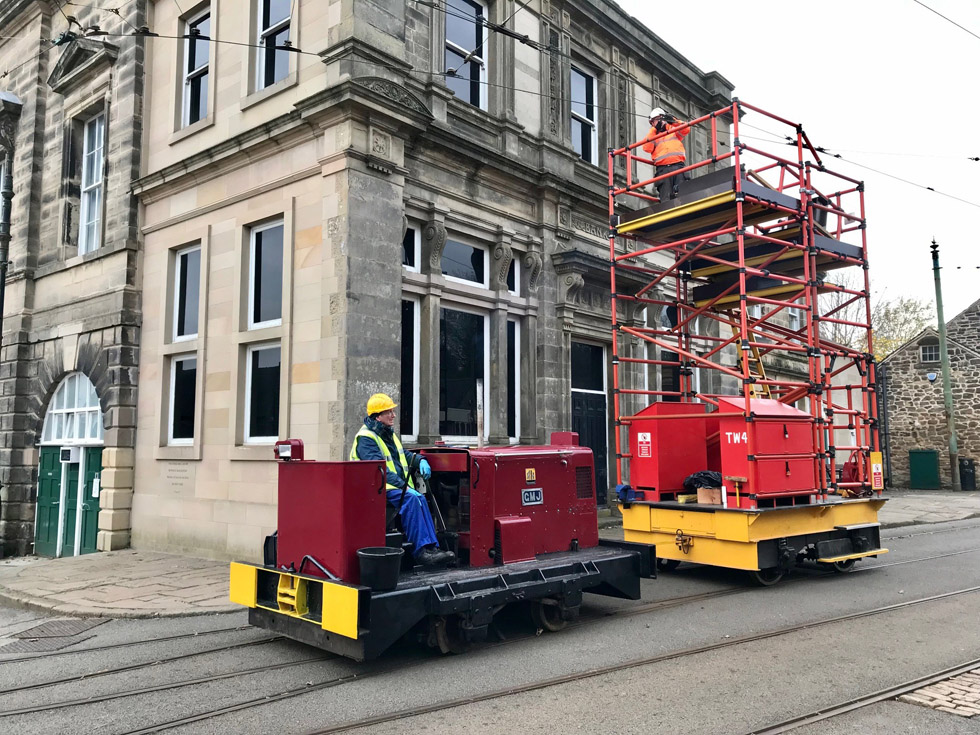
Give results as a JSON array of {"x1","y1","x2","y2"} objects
[
  {"x1": 0, "y1": 635, "x2": 282, "y2": 694},
  {"x1": 745, "y1": 656, "x2": 980, "y2": 734},
  {"x1": 0, "y1": 624, "x2": 253, "y2": 665}
]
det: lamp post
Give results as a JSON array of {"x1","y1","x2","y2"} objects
[
  {"x1": 0, "y1": 91, "x2": 23, "y2": 356},
  {"x1": 930, "y1": 238, "x2": 961, "y2": 491}
]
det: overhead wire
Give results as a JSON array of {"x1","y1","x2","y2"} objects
[{"x1": 911, "y1": 0, "x2": 980, "y2": 42}]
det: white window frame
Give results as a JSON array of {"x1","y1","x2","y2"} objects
[
  {"x1": 182, "y1": 8, "x2": 211, "y2": 127},
  {"x1": 442, "y1": 239, "x2": 490, "y2": 289},
  {"x1": 173, "y1": 244, "x2": 201, "y2": 342},
  {"x1": 508, "y1": 317, "x2": 521, "y2": 443},
  {"x1": 256, "y1": 0, "x2": 291, "y2": 91},
  {"x1": 248, "y1": 219, "x2": 284, "y2": 330},
  {"x1": 40, "y1": 373, "x2": 104, "y2": 446},
  {"x1": 440, "y1": 303, "x2": 491, "y2": 443},
  {"x1": 507, "y1": 256, "x2": 521, "y2": 296},
  {"x1": 444, "y1": 0, "x2": 488, "y2": 110},
  {"x1": 403, "y1": 225, "x2": 421, "y2": 274},
  {"x1": 78, "y1": 113, "x2": 105, "y2": 255},
  {"x1": 570, "y1": 66, "x2": 599, "y2": 165},
  {"x1": 400, "y1": 297, "x2": 421, "y2": 442},
  {"x1": 787, "y1": 305, "x2": 802, "y2": 333},
  {"x1": 244, "y1": 341, "x2": 281, "y2": 444},
  {"x1": 920, "y1": 343, "x2": 940, "y2": 363},
  {"x1": 168, "y1": 354, "x2": 197, "y2": 446}
]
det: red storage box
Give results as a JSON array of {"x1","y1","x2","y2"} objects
[{"x1": 629, "y1": 402, "x2": 709, "y2": 500}]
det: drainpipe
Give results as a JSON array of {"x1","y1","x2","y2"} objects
[{"x1": 930, "y1": 238, "x2": 961, "y2": 491}]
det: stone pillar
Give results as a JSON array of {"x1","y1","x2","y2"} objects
[
  {"x1": 522, "y1": 250, "x2": 543, "y2": 443},
  {"x1": 98, "y1": 447, "x2": 134, "y2": 550},
  {"x1": 417, "y1": 217, "x2": 446, "y2": 445}
]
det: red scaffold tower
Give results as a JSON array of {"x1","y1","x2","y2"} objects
[{"x1": 608, "y1": 99, "x2": 881, "y2": 509}]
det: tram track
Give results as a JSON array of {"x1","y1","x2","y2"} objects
[
  {"x1": 4, "y1": 544, "x2": 979, "y2": 723},
  {"x1": 746, "y1": 656, "x2": 980, "y2": 734},
  {"x1": 0, "y1": 624, "x2": 254, "y2": 665},
  {"x1": 112, "y1": 585, "x2": 980, "y2": 734}
]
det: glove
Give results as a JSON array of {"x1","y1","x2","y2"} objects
[{"x1": 419, "y1": 458, "x2": 432, "y2": 480}]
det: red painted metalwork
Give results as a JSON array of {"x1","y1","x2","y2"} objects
[{"x1": 608, "y1": 100, "x2": 879, "y2": 505}]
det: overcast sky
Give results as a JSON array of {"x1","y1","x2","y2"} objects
[{"x1": 616, "y1": 0, "x2": 980, "y2": 320}]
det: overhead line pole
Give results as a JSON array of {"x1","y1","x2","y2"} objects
[{"x1": 930, "y1": 238, "x2": 961, "y2": 491}]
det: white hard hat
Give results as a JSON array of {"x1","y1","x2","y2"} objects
[{"x1": 649, "y1": 107, "x2": 666, "y2": 120}]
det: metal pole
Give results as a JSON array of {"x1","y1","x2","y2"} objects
[{"x1": 930, "y1": 238, "x2": 961, "y2": 491}]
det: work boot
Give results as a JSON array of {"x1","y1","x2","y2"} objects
[{"x1": 416, "y1": 546, "x2": 455, "y2": 566}]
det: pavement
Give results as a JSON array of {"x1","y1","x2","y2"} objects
[{"x1": 0, "y1": 488, "x2": 977, "y2": 620}]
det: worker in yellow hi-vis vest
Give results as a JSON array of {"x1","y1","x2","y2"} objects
[{"x1": 350, "y1": 393, "x2": 454, "y2": 566}]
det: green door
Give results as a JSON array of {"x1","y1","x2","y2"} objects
[
  {"x1": 62, "y1": 460, "x2": 80, "y2": 554},
  {"x1": 80, "y1": 448, "x2": 102, "y2": 554},
  {"x1": 35, "y1": 448, "x2": 63, "y2": 557}
]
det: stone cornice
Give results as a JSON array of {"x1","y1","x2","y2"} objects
[{"x1": 47, "y1": 38, "x2": 119, "y2": 95}]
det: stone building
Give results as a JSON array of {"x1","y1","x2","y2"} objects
[
  {"x1": 880, "y1": 298, "x2": 980, "y2": 488},
  {"x1": 0, "y1": 2, "x2": 146, "y2": 556},
  {"x1": 130, "y1": 0, "x2": 734, "y2": 560}
]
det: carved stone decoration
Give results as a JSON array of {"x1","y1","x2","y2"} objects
[
  {"x1": 47, "y1": 39, "x2": 119, "y2": 95},
  {"x1": 493, "y1": 242, "x2": 514, "y2": 290},
  {"x1": 352, "y1": 77, "x2": 434, "y2": 119},
  {"x1": 548, "y1": 29, "x2": 561, "y2": 137},
  {"x1": 0, "y1": 116, "x2": 16, "y2": 152},
  {"x1": 523, "y1": 251, "x2": 543, "y2": 291},
  {"x1": 559, "y1": 272, "x2": 585, "y2": 306},
  {"x1": 371, "y1": 129, "x2": 391, "y2": 158},
  {"x1": 617, "y1": 71, "x2": 629, "y2": 162},
  {"x1": 424, "y1": 220, "x2": 447, "y2": 270},
  {"x1": 558, "y1": 206, "x2": 570, "y2": 227}
]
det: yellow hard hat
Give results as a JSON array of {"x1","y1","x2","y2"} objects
[{"x1": 366, "y1": 393, "x2": 397, "y2": 416}]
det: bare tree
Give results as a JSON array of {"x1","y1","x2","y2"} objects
[{"x1": 819, "y1": 271, "x2": 933, "y2": 360}]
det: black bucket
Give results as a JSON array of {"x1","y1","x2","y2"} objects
[{"x1": 357, "y1": 546, "x2": 404, "y2": 591}]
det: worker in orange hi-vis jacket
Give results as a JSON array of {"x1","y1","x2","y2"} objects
[{"x1": 642, "y1": 107, "x2": 690, "y2": 202}]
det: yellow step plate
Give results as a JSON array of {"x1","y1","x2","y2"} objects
[{"x1": 817, "y1": 548, "x2": 888, "y2": 563}]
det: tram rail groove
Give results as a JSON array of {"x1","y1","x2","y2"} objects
[
  {"x1": 0, "y1": 636, "x2": 282, "y2": 695},
  {"x1": 121, "y1": 585, "x2": 980, "y2": 735},
  {"x1": 745, "y1": 656, "x2": 980, "y2": 734},
  {"x1": 0, "y1": 625, "x2": 254, "y2": 665}
]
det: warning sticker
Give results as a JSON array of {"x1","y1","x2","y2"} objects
[
  {"x1": 870, "y1": 451, "x2": 884, "y2": 491},
  {"x1": 638, "y1": 432, "x2": 652, "y2": 458},
  {"x1": 525, "y1": 468, "x2": 536, "y2": 483}
]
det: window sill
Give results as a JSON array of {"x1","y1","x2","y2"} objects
[
  {"x1": 33, "y1": 240, "x2": 133, "y2": 280},
  {"x1": 155, "y1": 444, "x2": 202, "y2": 461},
  {"x1": 169, "y1": 115, "x2": 215, "y2": 145},
  {"x1": 231, "y1": 444, "x2": 278, "y2": 462},
  {"x1": 241, "y1": 71, "x2": 298, "y2": 112}
]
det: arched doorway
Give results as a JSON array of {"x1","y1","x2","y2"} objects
[{"x1": 35, "y1": 373, "x2": 105, "y2": 557}]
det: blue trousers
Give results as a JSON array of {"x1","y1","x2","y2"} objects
[{"x1": 386, "y1": 488, "x2": 438, "y2": 557}]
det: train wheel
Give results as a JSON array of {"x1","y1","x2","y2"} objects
[
  {"x1": 531, "y1": 599, "x2": 567, "y2": 632},
  {"x1": 833, "y1": 559, "x2": 856, "y2": 573},
  {"x1": 749, "y1": 567, "x2": 784, "y2": 586},
  {"x1": 433, "y1": 616, "x2": 472, "y2": 655},
  {"x1": 657, "y1": 558, "x2": 681, "y2": 572}
]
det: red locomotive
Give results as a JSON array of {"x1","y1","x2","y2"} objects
[{"x1": 230, "y1": 434, "x2": 653, "y2": 660}]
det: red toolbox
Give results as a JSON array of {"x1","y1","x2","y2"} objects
[{"x1": 628, "y1": 402, "x2": 709, "y2": 500}]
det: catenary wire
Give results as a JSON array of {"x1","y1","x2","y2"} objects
[{"x1": 911, "y1": 0, "x2": 980, "y2": 42}]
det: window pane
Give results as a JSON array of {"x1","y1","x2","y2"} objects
[
  {"x1": 188, "y1": 14, "x2": 210, "y2": 70},
  {"x1": 571, "y1": 342, "x2": 604, "y2": 391},
  {"x1": 445, "y1": 48, "x2": 472, "y2": 102},
  {"x1": 188, "y1": 72, "x2": 208, "y2": 125},
  {"x1": 571, "y1": 69, "x2": 588, "y2": 119},
  {"x1": 54, "y1": 413, "x2": 64, "y2": 440},
  {"x1": 440, "y1": 308, "x2": 484, "y2": 436},
  {"x1": 66, "y1": 375, "x2": 77, "y2": 408},
  {"x1": 253, "y1": 224, "x2": 284, "y2": 325},
  {"x1": 88, "y1": 411, "x2": 100, "y2": 439},
  {"x1": 400, "y1": 300, "x2": 416, "y2": 436},
  {"x1": 248, "y1": 346, "x2": 281, "y2": 439},
  {"x1": 402, "y1": 228, "x2": 416, "y2": 268},
  {"x1": 261, "y1": 26, "x2": 290, "y2": 87},
  {"x1": 176, "y1": 248, "x2": 201, "y2": 337},
  {"x1": 661, "y1": 350, "x2": 681, "y2": 402},
  {"x1": 65, "y1": 413, "x2": 75, "y2": 440},
  {"x1": 507, "y1": 320, "x2": 517, "y2": 438},
  {"x1": 441, "y1": 240, "x2": 484, "y2": 284},
  {"x1": 506, "y1": 259, "x2": 516, "y2": 292},
  {"x1": 571, "y1": 118, "x2": 584, "y2": 159},
  {"x1": 446, "y1": 0, "x2": 481, "y2": 48},
  {"x1": 172, "y1": 358, "x2": 197, "y2": 441},
  {"x1": 263, "y1": 0, "x2": 291, "y2": 27},
  {"x1": 54, "y1": 383, "x2": 66, "y2": 410}
]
